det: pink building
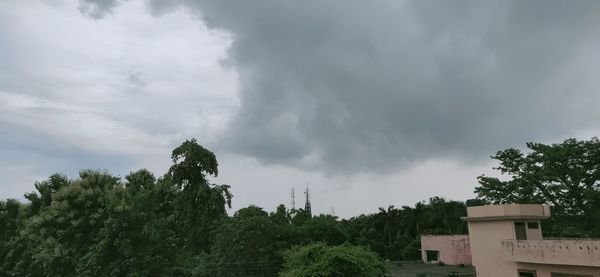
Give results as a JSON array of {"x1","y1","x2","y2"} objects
[
  {"x1": 420, "y1": 234, "x2": 472, "y2": 265},
  {"x1": 463, "y1": 204, "x2": 600, "y2": 277}
]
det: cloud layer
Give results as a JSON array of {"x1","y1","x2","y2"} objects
[
  {"x1": 0, "y1": 0, "x2": 236, "y2": 197},
  {"x1": 138, "y1": 0, "x2": 600, "y2": 173},
  {"x1": 3, "y1": 1, "x2": 600, "y2": 214}
]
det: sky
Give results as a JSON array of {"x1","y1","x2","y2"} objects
[{"x1": 1, "y1": 0, "x2": 600, "y2": 217}]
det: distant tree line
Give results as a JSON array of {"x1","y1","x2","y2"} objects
[{"x1": 2, "y1": 137, "x2": 599, "y2": 276}]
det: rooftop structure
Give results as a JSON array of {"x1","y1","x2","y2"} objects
[
  {"x1": 464, "y1": 204, "x2": 600, "y2": 277},
  {"x1": 420, "y1": 234, "x2": 472, "y2": 265}
]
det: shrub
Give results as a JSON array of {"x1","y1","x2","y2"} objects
[{"x1": 280, "y1": 242, "x2": 385, "y2": 277}]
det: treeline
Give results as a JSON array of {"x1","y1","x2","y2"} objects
[
  {"x1": 3, "y1": 137, "x2": 600, "y2": 276},
  {"x1": 0, "y1": 139, "x2": 466, "y2": 276}
]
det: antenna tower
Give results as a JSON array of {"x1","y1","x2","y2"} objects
[
  {"x1": 290, "y1": 187, "x2": 296, "y2": 210},
  {"x1": 304, "y1": 185, "x2": 312, "y2": 217}
]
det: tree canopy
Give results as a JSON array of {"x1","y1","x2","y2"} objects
[
  {"x1": 0, "y1": 138, "x2": 474, "y2": 276},
  {"x1": 475, "y1": 137, "x2": 600, "y2": 236},
  {"x1": 280, "y1": 242, "x2": 386, "y2": 277}
]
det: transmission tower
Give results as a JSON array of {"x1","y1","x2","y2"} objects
[
  {"x1": 304, "y1": 185, "x2": 312, "y2": 217},
  {"x1": 290, "y1": 187, "x2": 296, "y2": 210}
]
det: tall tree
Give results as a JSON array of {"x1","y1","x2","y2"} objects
[
  {"x1": 475, "y1": 137, "x2": 600, "y2": 236},
  {"x1": 167, "y1": 139, "x2": 232, "y2": 252}
]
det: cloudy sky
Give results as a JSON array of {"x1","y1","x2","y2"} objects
[{"x1": 1, "y1": 0, "x2": 600, "y2": 217}]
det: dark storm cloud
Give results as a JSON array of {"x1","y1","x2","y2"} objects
[{"x1": 101, "y1": 0, "x2": 600, "y2": 172}]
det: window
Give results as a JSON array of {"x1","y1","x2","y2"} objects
[
  {"x1": 551, "y1": 273, "x2": 593, "y2": 277},
  {"x1": 528, "y1": 222, "x2": 539, "y2": 229},
  {"x1": 515, "y1": 222, "x2": 527, "y2": 240},
  {"x1": 518, "y1": 270, "x2": 536, "y2": 277},
  {"x1": 425, "y1": 250, "x2": 439, "y2": 262}
]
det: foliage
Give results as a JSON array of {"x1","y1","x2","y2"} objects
[
  {"x1": 198, "y1": 213, "x2": 287, "y2": 276},
  {"x1": 77, "y1": 170, "x2": 181, "y2": 276},
  {"x1": 342, "y1": 197, "x2": 467, "y2": 260},
  {"x1": 168, "y1": 139, "x2": 232, "y2": 252},
  {"x1": 0, "y1": 138, "x2": 473, "y2": 276},
  {"x1": 0, "y1": 139, "x2": 232, "y2": 276},
  {"x1": 475, "y1": 137, "x2": 600, "y2": 236},
  {"x1": 280, "y1": 242, "x2": 386, "y2": 277}
]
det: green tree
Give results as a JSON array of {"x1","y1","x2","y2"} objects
[
  {"x1": 234, "y1": 205, "x2": 269, "y2": 218},
  {"x1": 475, "y1": 137, "x2": 600, "y2": 236},
  {"x1": 24, "y1": 174, "x2": 69, "y2": 215},
  {"x1": 270, "y1": 204, "x2": 292, "y2": 225},
  {"x1": 200, "y1": 214, "x2": 287, "y2": 276},
  {"x1": 280, "y1": 242, "x2": 385, "y2": 277},
  {"x1": 4, "y1": 170, "x2": 119, "y2": 276},
  {"x1": 77, "y1": 170, "x2": 183, "y2": 276},
  {"x1": 167, "y1": 139, "x2": 233, "y2": 252},
  {"x1": 300, "y1": 215, "x2": 348, "y2": 246}
]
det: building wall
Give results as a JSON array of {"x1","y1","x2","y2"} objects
[
  {"x1": 420, "y1": 235, "x2": 472, "y2": 265},
  {"x1": 465, "y1": 204, "x2": 600, "y2": 277},
  {"x1": 468, "y1": 219, "x2": 518, "y2": 277},
  {"x1": 503, "y1": 239, "x2": 600, "y2": 267},
  {"x1": 516, "y1": 262, "x2": 600, "y2": 277}
]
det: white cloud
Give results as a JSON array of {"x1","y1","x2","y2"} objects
[{"x1": 0, "y1": 0, "x2": 237, "y2": 194}]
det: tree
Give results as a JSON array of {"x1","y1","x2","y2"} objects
[
  {"x1": 234, "y1": 205, "x2": 268, "y2": 218},
  {"x1": 270, "y1": 204, "x2": 292, "y2": 225},
  {"x1": 199, "y1": 215, "x2": 287, "y2": 276},
  {"x1": 300, "y1": 215, "x2": 348, "y2": 246},
  {"x1": 24, "y1": 174, "x2": 69, "y2": 215},
  {"x1": 280, "y1": 242, "x2": 386, "y2": 277},
  {"x1": 4, "y1": 170, "x2": 119, "y2": 276},
  {"x1": 475, "y1": 137, "x2": 600, "y2": 236},
  {"x1": 77, "y1": 170, "x2": 182, "y2": 277},
  {"x1": 167, "y1": 139, "x2": 232, "y2": 252},
  {"x1": 0, "y1": 199, "x2": 22, "y2": 272}
]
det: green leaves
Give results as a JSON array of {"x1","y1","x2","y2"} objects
[
  {"x1": 342, "y1": 197, "x2": 467, "y2": 261},
  {"x1": 0, "y1": 139, "x2": 235, "y2": 276},
  {"x1": 280, "y1": 242, "x2": 386, "y2": 277},
  {"x1": 169, "y1": 138, "x2": 219, "y2": 188},
  {"x1": 166, "y1": 139, "x2": 232, "y2": 252},
  {"x1": 475, "y1": 137, "x2": 600, "y2": 236}
]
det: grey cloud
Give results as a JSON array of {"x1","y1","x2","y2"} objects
[
  {"x1": 127, "y1": 70, "x2": 147, "y2": 87},
  {"x1": 78, "y1": 0, "x2": 121, "y2": 19},
  {"x1": 101, "y1": 1, "x2": 600, "y2": 172},
  {"x1": 0, "y1": 121, "x2": 132, "y2": 171}
]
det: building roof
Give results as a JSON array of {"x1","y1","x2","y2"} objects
[{"x1": 461, "y1": 204, "x2": 551, "y2": 222}]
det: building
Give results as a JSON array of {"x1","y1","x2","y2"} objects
[
  {"x1": 463, "y1": 204, "x2": 600, "y2": 277},
  {"x1": 420, "y1": 234, "x2": 472, "y2": 265}
]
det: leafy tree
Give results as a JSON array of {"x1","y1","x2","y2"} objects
[
  {"x1": 270, "y1": 204, "x2": 292, "y2": 225},
  {"x1": 4, "y1": 170, "x2": 119, "y2": 276},
  {"x1": 24, "y1": 174, "x2": 69, "y2": 215},
  {"x1": 77, "y1": 170, "x2": 182, "y2": 276},
  {"x1": 167, "y1": 139, "x2": 232, "y2": 252},
  {"x1": 341, "y1": 197, "x2": 466, "y2": 261},
  {"x1": 234, "y1": 204, "x2": 269, "y2": 218},
  {"x1": 0, "y1": 199, "x2": 22, "y2": 271},
  {"x1": 199, "y1": 210, "x2": 287, "y2": 276},
  {"x1": 475, "y1": 137, "x2": 600, "y2": 236},
  {"x1": 300, "y1": 215, "x2": 348, "y2": 246},
  {"x1": 280, "y1": 242, "x2": 385, "y2": 277}
]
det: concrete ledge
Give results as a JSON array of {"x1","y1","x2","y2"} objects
[{"x1": 462, "y1": 204, "x2": 550, "y2": 222}]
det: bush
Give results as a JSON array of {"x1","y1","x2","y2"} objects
[{"x1": 280, "y1": 242, "x2": 385, "y2": 277}]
